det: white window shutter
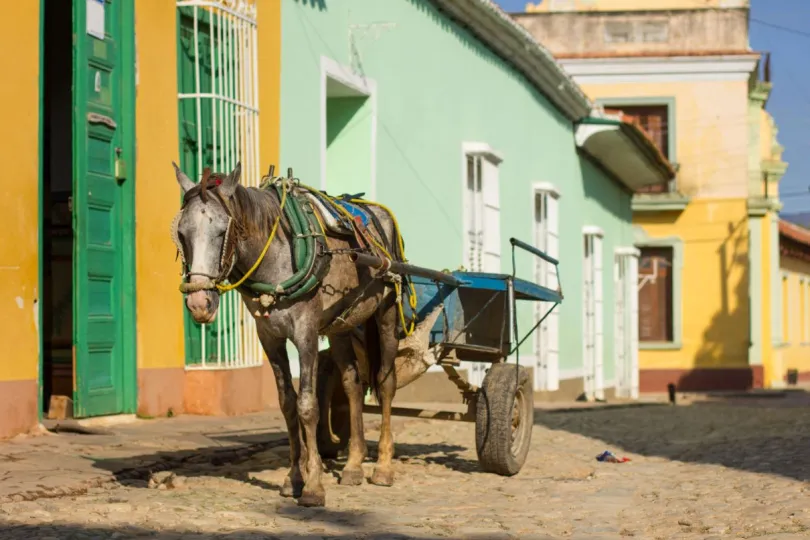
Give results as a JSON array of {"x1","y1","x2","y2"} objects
[{"x1": 481, "y1": 158, "x2": 501, "y2": 273}]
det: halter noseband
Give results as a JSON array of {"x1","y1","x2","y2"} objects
[{"x1": 172, "y1": 168, "x2": 239, "y2": 294}]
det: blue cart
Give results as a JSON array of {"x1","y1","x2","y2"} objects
[{"x1": 317, "y1": 238, "x2": 563, "y2": 476}]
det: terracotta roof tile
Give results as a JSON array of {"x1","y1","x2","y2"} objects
[{"x1": 779, "y1": 219, "x2": 810, "y2": 249}]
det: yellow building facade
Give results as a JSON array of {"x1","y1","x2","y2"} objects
[
  {"x1": 0, "y1": 0, "x2": 280, "y2": 439},
  {"x1": 515, "y1": 0, "x2": 789, "y2": 392}
]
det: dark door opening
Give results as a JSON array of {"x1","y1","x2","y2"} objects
[{"x1": 42, "y1": 0, "x2": 75, "y2": 416}]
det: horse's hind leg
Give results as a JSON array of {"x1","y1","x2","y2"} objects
[
  {"x1": 370, "y1": 301, "x2": 398, "y2": 487},
  {"x1": 329, "y1": 334, "x2": 368, "y2": 486},
  {"x1": 259, "y1": 334, "x2": 304, "y2": 499},
  {"x1": 293, "y1": 330, "x2": 326, "y2": 507}
]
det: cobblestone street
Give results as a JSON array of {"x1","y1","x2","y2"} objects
[{"x1": 1, "y1": 393, "x2": 809, "y2": 539}]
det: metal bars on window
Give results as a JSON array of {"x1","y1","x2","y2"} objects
[{"x1": 177, "y1": 0, "x2": 262, "y2": 370}]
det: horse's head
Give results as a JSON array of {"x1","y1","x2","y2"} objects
[{"x1": 171, "y1": 162, "x2": 242, "y2": 324}]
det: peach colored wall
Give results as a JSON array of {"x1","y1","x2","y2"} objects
[{"x1": 581, "y1": 80, "x2": 751, "y2": 200}]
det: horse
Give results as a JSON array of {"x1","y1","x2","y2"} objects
[{"x1": 170, "y1": 161, "x2": 407, "y2": 507}]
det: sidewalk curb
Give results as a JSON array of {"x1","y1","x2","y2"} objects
[{"x1": 0, "y1": 436, "x2": 289, "y2": 504}]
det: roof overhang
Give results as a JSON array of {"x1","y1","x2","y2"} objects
[
  {"x1": 575, "y1": 117, "x2": 676, "y2": 191},
  {"x1": 428, "y1": 0, "x2": 592, "y2": 121}
]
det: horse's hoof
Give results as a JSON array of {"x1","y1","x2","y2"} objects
[
  {"x1": 339, "y1": 467, "x2": 365, "y2": 486},
  {"x1": 280, "y1": 477, "x2": 303, "y2": 499},
  {"x1": 370, "y1": 468, "x2": 395, "y2": 487},
  {"x1": 297, "y1": 489, "x2": 326, "y2": 507}
]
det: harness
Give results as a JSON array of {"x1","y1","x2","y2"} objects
[{"x1": 172, "y1": 166, "x2": 418, "y2": 334}]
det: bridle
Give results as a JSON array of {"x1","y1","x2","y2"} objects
[{"x1": 172, "y1": 168, "x2": 240, "y2": 294}]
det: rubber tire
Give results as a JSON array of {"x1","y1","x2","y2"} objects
[
  {"x1": 475, "y1": 363, "x2": 534, "y2": 476},
  {"x1": 316, "y1": 355, "x2": 351, "y2": 460}
]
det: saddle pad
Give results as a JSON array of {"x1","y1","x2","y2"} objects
[{"x1": 332, "y1": 199, "x2": 371, "y2": 228}]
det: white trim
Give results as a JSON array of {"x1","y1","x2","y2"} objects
[
  {"x1": 583, "y1": 225, "x2": 605, "y2": 237},
  {"x1": 532, "y1": 184, "x2": 560, "y2": 392},
  {"x1": 319, "y1": 56, "x2": 378, "y2": 198},
  {"x1": 615, "y1": 246, "x2": 641, "y2": 257},
  {"x1": 560, "y1": 54, "x2": 760, "y2": 84},
  {"x1": 532, "y1": 181, "x2": 562, "y2": 199},
  {"x1": 462, "y1": 141, "x2": 504, "y2": 165}
]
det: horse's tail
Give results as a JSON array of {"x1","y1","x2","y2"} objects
[{"x1": 364, "y1": 317, "x2": 383, "y2": 404}]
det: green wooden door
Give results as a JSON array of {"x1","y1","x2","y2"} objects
[{"x1": 72, "y1": 0, "x2": 136, "y2": 418}]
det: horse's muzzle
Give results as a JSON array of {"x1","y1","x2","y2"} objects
[{"x1": 185, "y1": 277, "x2": 221, "y2": 323}]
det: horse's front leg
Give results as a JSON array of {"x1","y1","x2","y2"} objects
[
  {"x1": 371, "y1": 301, "x2": 398, "y2": 487},
  {"x1": 258, "y1": 333, "x2": 305, "y2": 499},
  {"x1": 293, "y1": 330, "x2": 326, "y2": 507},
  {"x1": 330, "y1": 334, "x2": 368, "y2": 486}
]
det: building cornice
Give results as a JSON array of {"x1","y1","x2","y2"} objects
[{"x1": 559, "y1": 54, "x2": 760, "y2": 84}]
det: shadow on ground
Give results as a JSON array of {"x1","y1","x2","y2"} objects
[
  {"x1": 0, "y1": 522, "x2": 494, "y2": 540},
  {"x1": 534, "y1": 391, "x2": 810, "y2": 482},
  {"x1": 87, "y1": 424, "x2": 480, "y2": 491}
]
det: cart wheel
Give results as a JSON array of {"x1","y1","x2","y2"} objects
[
  {"x1": 475, "y1": 363, "x2": 534, "y2": 476},
  {"x1": 316, "y1": 354, "x2": 351, "y2": 459}
]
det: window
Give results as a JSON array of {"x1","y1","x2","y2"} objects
[
  {"x1": 639, "y1": 22, "x2": 669, "y2": 43},
  {"x1": 463, "y1": 146, "x2": 501, "y2": 273},
  {"x1": 603, "y1": 103, "x2": 670, "y2": 194},
  {"x1": 534, "y1": 186, "x2": 560, "y2": 391},
  {"x1": 638, "y1": 247, "x2": 674, "y2": 342},
  {"x1": 604, "y1": 22, "x2": 633, "y2": 44},
  {"x1": 604, "y1": 20, "x2": 669, "y2": 44},
  {"x1": 177, "y1": 2, "x2": 262, "y2": 369}
]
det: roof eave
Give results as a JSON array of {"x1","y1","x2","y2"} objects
[
  {"x1": 575, "y1": 118, "x2": 676, "y2": 191},
  {"x1": 429, "y1": 0, "x2": 592, "y2": 121}
]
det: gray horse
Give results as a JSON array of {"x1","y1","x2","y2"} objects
[{"x1": 171, "y1": 162, "x2": 402, "y2": 507}]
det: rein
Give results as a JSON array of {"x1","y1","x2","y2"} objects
[{"x1": 173, "y1": 166, "x2": 418, "y2": 335}]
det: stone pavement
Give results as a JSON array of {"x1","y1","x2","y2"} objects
[{"x1": 1, "y1": 392, "x2": 809, "y2": 539}]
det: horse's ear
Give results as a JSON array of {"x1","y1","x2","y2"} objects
[
  {"x1": 173, "y1": 162, "x2": 195, "y2": 193},
  {"x1": 220, "y1": 161, "x2": 241, "y2": 198}
]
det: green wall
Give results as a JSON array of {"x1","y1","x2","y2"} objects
[{"x1": 280, "y1": 0, "x2": 633, "y2": 387}]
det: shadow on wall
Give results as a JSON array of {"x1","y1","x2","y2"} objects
[
  {"x1": 579, "y1": 154, "x2": 632, "y2": 224},
  {"x1": 685, "y1": 217, "x2": 754, "y2": 390},
  {"x1": 294, "y1": 0, "x2": 328, "y2": 11}
]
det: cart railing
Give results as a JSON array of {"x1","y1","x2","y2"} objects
[{"x1": 508, "y1": 237, "x2": 562, "y2": 361}]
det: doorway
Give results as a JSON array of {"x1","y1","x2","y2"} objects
[
  {"x1": 582, "y1": 229, "x2": 604, "y2": 401},
  {"x1": 42, "y1": 0, "x2": 75, "y2": 415},
  {"x1": 614, "y1": 249, "x2": 639, "y2": 399},
  {"x1": 41, "y1": 0, "x2": 137, "y2": 418}
]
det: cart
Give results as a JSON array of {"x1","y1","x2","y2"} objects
[{"x1": 317, "y1": 237, "x2": 563, "y2": 476}]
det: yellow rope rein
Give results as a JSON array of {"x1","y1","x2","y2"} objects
[
  {"x1": 216, "y1": 182, "x2": 289, "y2": 293},
  {"x1": 214, "y1": 178, "x2": 417, "y2": 336}
]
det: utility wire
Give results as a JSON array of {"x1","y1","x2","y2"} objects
[{"x1": 750, "y1": 17, "x2": 810, "y2": 40}]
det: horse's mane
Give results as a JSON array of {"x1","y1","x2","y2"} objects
[{"x1": 181, "y1": 170, "x2": 286, "y2": 238}]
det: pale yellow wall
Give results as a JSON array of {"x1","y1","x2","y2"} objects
[
  {"x1": 134, "y1": 0, "x2": 185, "y2": 370},
  {"x1": 526, "y1": 0, "x2": 748, "y2": 12},
  {"x1": 638, "y1": 199, "x2": 749, "y2": 370},
  {"x1": 583, "y1": 80, "x2": 751, "y2": 199},
  {"x1": 760, "y1": 214, "x2": 776, "y2": 385},
  {"x1": 0, "y1": 3, "x2": 40, "y2": 382},
  {"x1": 777, "y1": 256, "x2": 810, "y2": 378},
  {"x1": 759, "y1": 109, "x2": 773, "y2": 161}
]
